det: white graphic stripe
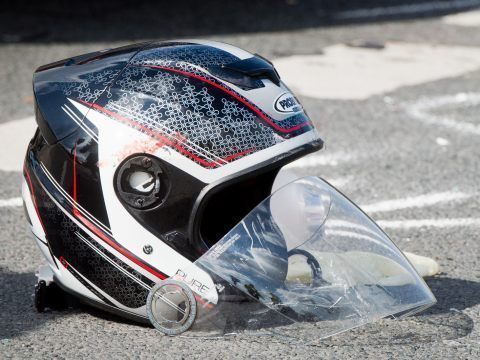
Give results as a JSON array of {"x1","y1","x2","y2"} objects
[
  {"x1": 39, "y1": 162, "x2": 112, "y2": 236},
  {"x1": 63, "y1": 259, "x2": 145, "y2": 315},
  {"x1": 75, "y1": 232, "x2": 150, "y2": 291},
  {"x1": 36, "y1": 177, "x2": 156, "y2": 282},
  {"x1": 62, "y1": 105, "x2": 99, "y2": 143},
  {"x1": 76, "y1": 96, "x2": 321, "y2": 184},
  {"x1": 108, "y1": 102, "x2": 226, "y2": 166}
]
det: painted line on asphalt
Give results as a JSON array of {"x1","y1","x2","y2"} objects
[
  {"x1": 406, "y1": 92, "x2": 480, "y2": 136},
  {"x1": 361, "y1": 191, "x2": 472, "y2": 214},
  {"x1": 274, "y1": 43, "x2": 480, "y2": 100},
  {"x1": 378, "y1": 218, "x2": 480, "y2": 229},
  {"x1": 436, "y1": 137, "x2": 450, "y2": 146},
  {"x1": 285, "y1": 152, "x2": 357, "y2": 168},
  {"x1": 335, "y1": 0, "x2": 480, "y2": 20},
  {"x1": 0, "y1": 197, "x2": 22, "y2": 208},
  {"x1": 327, "y1": 176, "x2": 352, "y2": 189},
  {"x1": 443, "y1": 9, "x2": 480, "y2": 27},
  {"x1": 0, "y1": 116, "x2": 36, "y2": 172}
]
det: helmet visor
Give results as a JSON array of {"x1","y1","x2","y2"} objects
[{"x1": 152, "y1": 176, "x2": 436, "y2": 342}]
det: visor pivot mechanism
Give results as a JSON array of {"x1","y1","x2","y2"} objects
[{"x1": 147, "y1": 279, "x2": 197, "y2": 336}]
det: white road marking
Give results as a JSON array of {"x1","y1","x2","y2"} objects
[
  {"x1": 0, "y1": 197, "x2": 22, "y2": 208},
  {"x1": 361, "y1": 191, "x2": 471, "y2": 214},
  {"x1": 274, "y1": 43, "x2": 480, "y2": 100},
  {"x1": 335, "y1": 0, "x2": 480, "y2": 20},
  {"x1": 443, "y1": 9, "x2": 480, "y2": 27},
  {"x1": 327, "y1": 176, "x2": 352, "y2": 189},
  {"x1": 0, "y1": 116, "x2": 36, "y2": 172},
  {"x1": 436, "y1": 137, "x2": 450, "y2": 146},
  {"x1": 406, "y1": 92, "x2": 480, "y2": 135},
  {"x1": 284, "y1": 151, "x2": 357, "y2": 168},
  {"x1": 378, "y1": 218, "x2": 480, "y2": 229},
  {"x1": 274, "y1": 166, "x2": 351, "y2": 193}
]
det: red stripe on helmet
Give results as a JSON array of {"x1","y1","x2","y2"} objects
[
  {"x1": 71, "y1": 148, "x2": 167, "y2": 281},
  {"x1": 78, "y1": 99, "x2": 254, "y2": 168},
  {"x1": 23, "y1": 165, "x2": 46, "y2": 232},
  {"x1": 144, "y1": 64, "x2": 310, "y2": 134}
]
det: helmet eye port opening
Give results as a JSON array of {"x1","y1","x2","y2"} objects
[{"x1": 195, "y1": 167, "x2": 281, "y2": 251}]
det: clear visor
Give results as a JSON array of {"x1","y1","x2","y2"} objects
[{"x1": 148, "y1": 176, "x2": 436, "y2": 342}]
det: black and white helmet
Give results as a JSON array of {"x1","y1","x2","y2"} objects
[{"x1": 23, "y1": 40, "x2": 434, "y2": 339}]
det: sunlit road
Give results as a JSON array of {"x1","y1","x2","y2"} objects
[{"x1": 1, "y1": 3, "x2": 480, "y2": 359}]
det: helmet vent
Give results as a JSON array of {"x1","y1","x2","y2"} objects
[
  {"x1": 115, "y1": 155, "x2": 169, "y2": 210},
  {"x1": 128, "y1": 171, "x2": 155, "y2": 193}
]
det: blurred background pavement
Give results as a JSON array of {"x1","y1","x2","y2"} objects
[{"x1": 1, "y1": 1, "x2": 480, "y2": 358}]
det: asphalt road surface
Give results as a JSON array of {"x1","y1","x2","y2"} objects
[{"x1": 1, "y1": 2, "x2": 480, "y2": 359}]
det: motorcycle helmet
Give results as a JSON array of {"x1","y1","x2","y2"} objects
[{"x1": 23, "y1": 40, "x2": 435, "y2": 341}]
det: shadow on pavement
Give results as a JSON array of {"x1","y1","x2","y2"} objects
[
  {"x1": 87, "y1": 276, "x2": 479, "y2": 345},
  {"x1": 0, "y1": 268, "x2": 69, "y2": 340},
  {"x1": 0, "y1": 266, "x2": 150, "y2": 341},
  {"x1": 1, "y1": 265, "x2": 478, "y2": 344},
  {"x1": 424, "y1": 276, "x2": 480, "y2": 316},
  {"x1": 318, "y1": 277, "x2": 480, "y2": 347},
  {"x1": 2, "y1": 0, "x2": 480, "y2": 43}
]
